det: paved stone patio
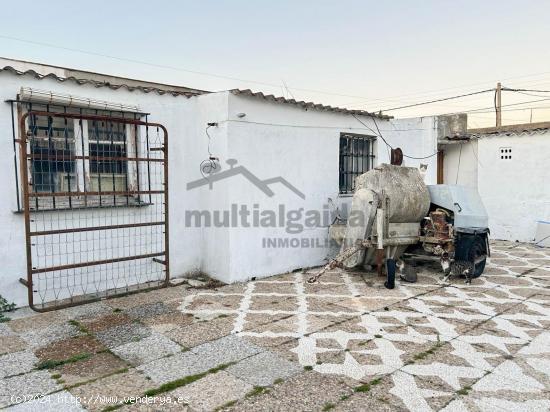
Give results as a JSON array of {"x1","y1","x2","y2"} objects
[{"x1": 0, "y1": 240, "x2": 549, "y2": 411}]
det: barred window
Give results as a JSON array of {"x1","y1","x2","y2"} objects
[
  {"x1": 339, "y1": 133, "x2": 375, "y2": 194},
  {"x1": 18, "y1": 102, "x2": 147, "y2": 211}
]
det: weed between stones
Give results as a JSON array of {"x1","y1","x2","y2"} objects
[
  {"x1": 36, "y1": 352, "x2": 92, "y2": 370},
  {"x1": 246, "y1": 386, "x2": 268, "y2": 398},
  {"x1": 322, "y1": 402, "x2": 335, "y2": 411},
  {"x1": 354, "y1": 377, "x2": 382, "y2": 393}
]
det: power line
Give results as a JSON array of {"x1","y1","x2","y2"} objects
[
  {"x1": 503, "y1": 87, "x2": 550, "y2": 93},
  {"x1": 0, "y1": 33, "x2": 445, "y2": 102},
  {"x1": 379, "y1": 89, "x2": 495, "y2": 112},
  {"x1": 340, "y1": 72, "x2": 550, "y2": 108},
  {"x1": 428, "y1": 97, "x2": 550, "y2": 117},
  {"x1": 351, "y1": 114, "x2": 440, "y2": 160},
  {"x1": 225, "y1": 119, "x2": 424, "y2": 131},
  {"x1": 4, "y1": 32, "x2": 550, "y2": 113},
  {"x1": 455, "y1": 143, "x2": 463, "y2": 185}
]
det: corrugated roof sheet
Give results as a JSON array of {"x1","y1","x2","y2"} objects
[
  {"x1": 0, "y1": 57, "x2": 391, "y2": 117},
  {"x1": 0, "y1": 57, "x2": 208, "y2": 97},
  {"x1": 467, "y1": 122, "x2": 550, "y2": 137},
  {"x1": 230, "y1": 89, "x2": 391, "y2": 119}
]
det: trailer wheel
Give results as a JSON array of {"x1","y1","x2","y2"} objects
[
  {"x1": 457, "y1": 235, "x2": 487, "y2": 278},
  {"x1": 385, "y1": 259, "x2": 396, "y2": 289}
]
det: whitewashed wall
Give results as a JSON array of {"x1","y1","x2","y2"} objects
[
  {"x1": 444, "y1": 131, "x2": 550, "y2": 242},
  {"x1": 0, "y1": 68, "x2": 439, "y2": 305},
  {"x1": 442, "y1": 141, "x2": 478, "y2": 188},
  {"x1": 0, "y1": 71, "x2": 228, "y2": 306},
  {"x1": 217, "y1": 94, "x2": 438, "y2": 283},
  {"x1": 477, "y1": 132, "x2": 550, "y2": 242}
]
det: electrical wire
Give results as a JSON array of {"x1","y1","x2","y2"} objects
[
  {"x1": 5, "y1": 32, "x2": 550, "y2": 109},
  {"x1": 351, "y1": 114, "x2": 440, "y2": 160},
  {"x1": 504, "y1": 90, "x2": 550, "y2": 99},
  {"x1": 455, "y1": 143, "x2": 463, "y2": 185},
  {"x1": 200, "y1": 125, "x2": 219, "y2": 179},
  {"x1": 0, "y1": 34, "x2": 440, "y2": 101},
  {"x1": 379, "y1": 89, "x2": 495, "y2": 112},
  {"x1": 502, "y1": 87, "x2": 550, "y2": 93},
  {"x1": 435, "y1": 97, "x2": 550, "y2": 117}
]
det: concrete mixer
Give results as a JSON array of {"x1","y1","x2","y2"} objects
[{"x1": 308, "y1": 163, "x2": 490, "y2": 288}]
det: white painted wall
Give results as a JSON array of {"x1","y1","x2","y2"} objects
[
  {"x1": 218, "y1": 95, "x2": 439, "y2": 283},
  {"x1": 0, "y1": 69, "x2": 227, "y2": 306},
  {"x1": 477, "y1": 132, "x2": 550, "y2": 242},
  {"x1": 0, "y1": 65, "x2": 439, "y2": 305},
  {"x1": 442, "y1": 141, "x2": 478, "y2": 188},
  {"x1": 443, "y1": 131, "x2": 550, "y2": 242}
]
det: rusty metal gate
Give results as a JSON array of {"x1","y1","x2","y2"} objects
[{"x1": 16, "y1": 108, "x2": 169, "y2": 312}]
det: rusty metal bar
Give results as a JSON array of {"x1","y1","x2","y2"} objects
[
  {"x1": 30, "y1": 221, "x2": 165, "y2": 236},
  {"x1": 28, "y1": 190, "x2": 164, "y2": 197},
  {"x1": 18, "y1": 111, "x2": 169, "y2": 312},
  {"x1": 10, "y1": 102, "x2": 21, "y2": 211},
  {"x1": 27, "y1": 154, "x2": 164, "y2": 163},
  {"x1": 163, "y1": 121, "x2": 170, "y2": 287},
  {"x1": 19, "y1": 108, "x2": 34, "y2": 311},
  {"x1": 31, "y1": 252, "x2": 166, "y2": 274}
]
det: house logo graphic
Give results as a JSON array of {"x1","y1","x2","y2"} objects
[{"x1": 186, "y1": 158, "x2": 306, "y2": 199}]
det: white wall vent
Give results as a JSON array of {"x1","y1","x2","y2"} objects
[{"x1": 500, "y1": 147, "x2": 512, "y2": 160}]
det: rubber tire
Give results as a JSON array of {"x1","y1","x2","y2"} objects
[
  {"x1": 385, "y1": 259, "x2": 396, "y2": 289},
  {"x1": 464, "y1": 236, "x2": 487, "y2": 278}
]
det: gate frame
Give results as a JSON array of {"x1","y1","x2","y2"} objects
[{"x1": 18, "y1": 111, "x2": 170, "y2": 312}]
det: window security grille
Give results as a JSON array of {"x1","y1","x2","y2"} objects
[{"x1": 339, "y1": 133, "x2": 376, "y2": 194}]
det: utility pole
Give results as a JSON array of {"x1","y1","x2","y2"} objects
[{"x1": 495, "y1": 82, "x2": 502, "y2": 127}]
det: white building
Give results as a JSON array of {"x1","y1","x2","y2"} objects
[
  {"x1": 0, "y1": 57, "x2": 439, "y2": 308},
  {"x1": 441, "y1": 121, "x2": 550, "y2": 243}
]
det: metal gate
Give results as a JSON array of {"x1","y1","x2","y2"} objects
[{"x1": 17, "y1": 110, "x2": 169, "y2": 312}]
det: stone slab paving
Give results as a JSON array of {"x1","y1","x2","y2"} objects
[
  {"x1": 0, "y1": 240, "x2": 548, "y2": 411},
  {"x1": 170, "y1": 371, "x2": 252, "y2": 411},
  {"x1": 0, "y1": 371, "x2": 60, "y2": 408},
  {"x1": 0, "y1": 351, "x2": 38, "y2": 379},
  {"x1": 225, "y1": 351, "x2": 303, "y2": 386},
  {"x1": 111, "y1": 333, "x2": 182, "y2": 366}
]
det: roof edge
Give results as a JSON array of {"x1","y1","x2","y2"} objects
[
  {"x1": 0, "y1": 56, "x2": 210, "y2": 97},
  {"x1": 229, "y1": 89, "x2": 392, "y2": 119},
  {"x1": 468, "y1": 121, "x2": 550, "y2": 134}
]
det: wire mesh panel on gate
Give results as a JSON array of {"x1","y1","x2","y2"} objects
[{"x1": 16, "y1": 107, "x2": 169, "y2": 312}]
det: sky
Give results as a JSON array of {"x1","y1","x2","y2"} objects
[{"x1": 1, "y1": 0, "x2": 550, "y2": 127}]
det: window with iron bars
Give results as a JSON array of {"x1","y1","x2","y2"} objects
[
  {"x1": 339, "y1": 133, "x2": 376, "y2": 194},
  {"x1": 15, "y1": 102, "x2": 149, "y2": 211}
]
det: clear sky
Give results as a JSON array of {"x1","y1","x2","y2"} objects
[{"x1": 1, "y1": 0, "x2": 550, "y2": 127}]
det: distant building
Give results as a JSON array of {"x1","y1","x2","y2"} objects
[{"x1": 440, "y1": 120, "x2": 550, "y2": 243}]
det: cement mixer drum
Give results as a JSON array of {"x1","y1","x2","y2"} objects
[{"x1": 341, "y1": 164, "x2": 430, "y2": 269}]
